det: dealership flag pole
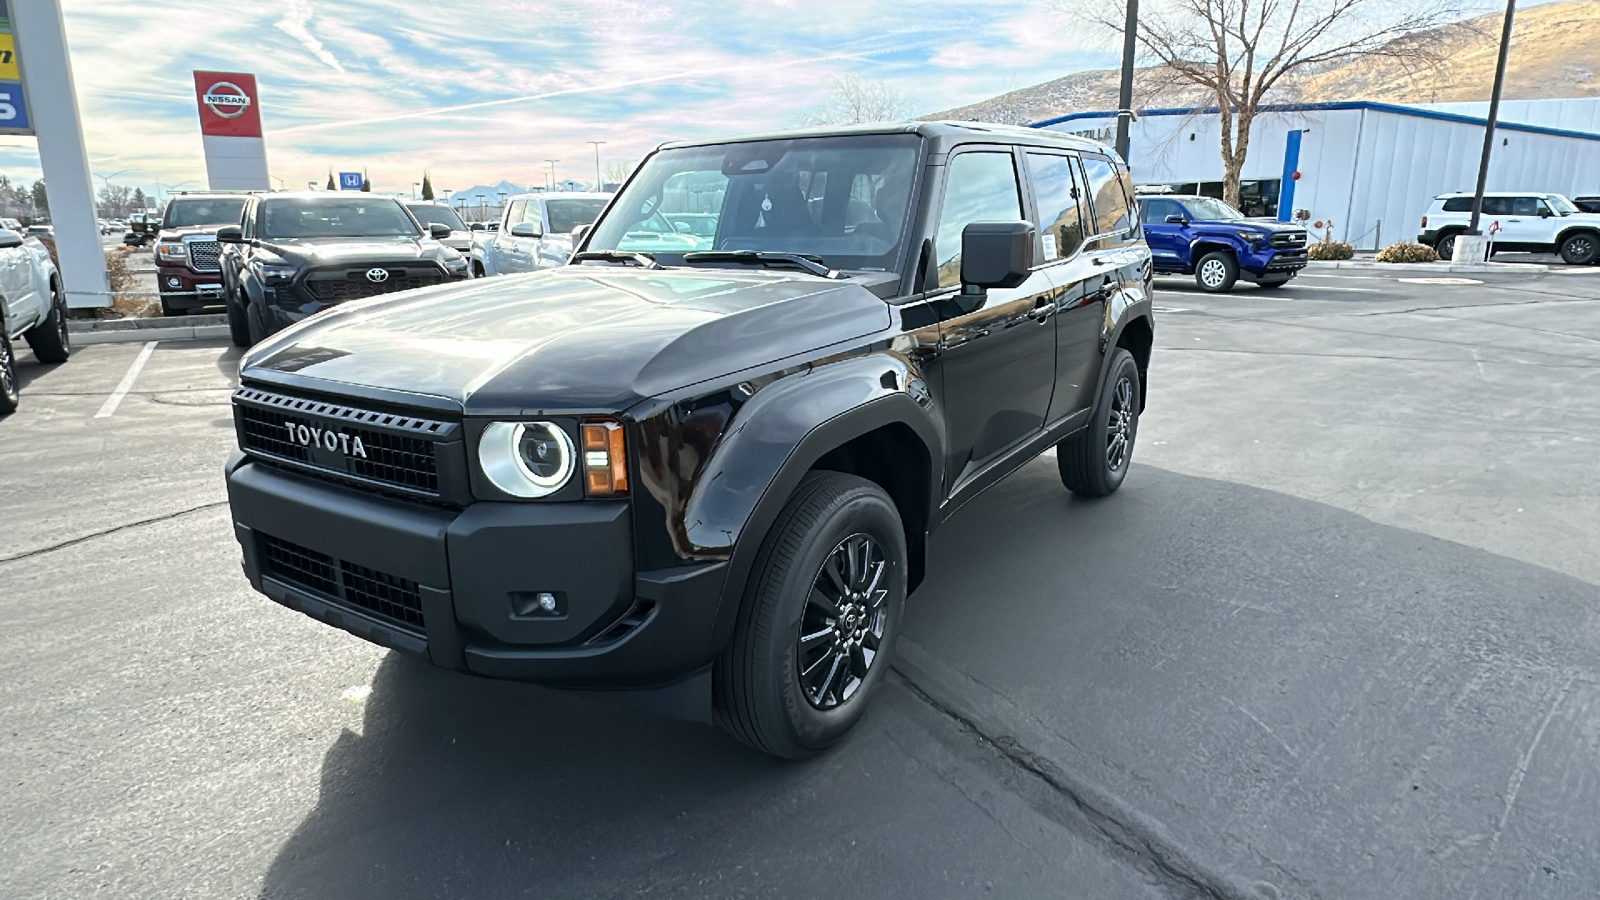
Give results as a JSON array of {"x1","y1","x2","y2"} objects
[
  {"x1": 1467, "y1": 0, "x2": 1516, "y2": 240},
  {"x1": 1115, "y1": 0, "x2": 1139, "y2": 162}
]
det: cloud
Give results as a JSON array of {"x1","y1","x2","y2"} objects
[{"x1": 275, "y1": 0, "x2": 347, "y2": 74}]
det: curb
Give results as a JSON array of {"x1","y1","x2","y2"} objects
[
  {"x1": 1307, "y1": 260, "x2": 1548, "y2": 273},
  {"x1": 69, "y1": 315, "x2": 230, "y2": 345}
]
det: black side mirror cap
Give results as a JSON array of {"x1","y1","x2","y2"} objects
[
  {"x1": 960, "y1": 221, "x2": 1034, "y2": 290},
  {"x1": 216, "y1": 226, "x2": 244, "y2": 243},
  {"x1": 1165, "y1": 214, "x2": 1187, "y2": 224},
  {"x1": 428, "y1": 222, "x2": 452, "y2": 240}
]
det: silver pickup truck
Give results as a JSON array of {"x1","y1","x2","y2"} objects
[
  {"x1": 0, "y1": 228, "x2": 71, "y2": 415},
  {"x1": 472, "y1": 192, "x2": 611, "y2": 276}
]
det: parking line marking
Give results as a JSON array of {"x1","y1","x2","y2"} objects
[
  {"x1": 1293, "y1": 285, "x2": 1382, "y2": 293},
  {"x1": 94, "y1": 341, "x2": 159, "y2": 419}
]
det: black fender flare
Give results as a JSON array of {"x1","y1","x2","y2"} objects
[{"x1": 681, "y1": 353, "x2": 943, "y2": 651}]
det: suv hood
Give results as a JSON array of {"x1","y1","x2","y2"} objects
[
  {"x1": 1195, "y1": 219, "x2": 1304, "y2": 235},
  {"x1": 242, "y1": 266, "x2": 892, "y2": 413},
  {"x1": 262, "y1": 236, "x2": 443, "y2": 264}
]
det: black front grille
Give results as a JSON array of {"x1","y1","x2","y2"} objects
[
  {"x1": 188, "y1": 240, "x2": 221, "y2": 272},
  {"x1": 1270, "y1": 231, "x2": 1308, "y2": 248},
  {"x1": 259, "y1": 533, "x2": 426, "y2": 633},
  {"x1": 305, "y1": 268, "x2": 443, "y2": 303},
  {"x1": 234, "y1": 388, "x2": 454, "y2": 498}
]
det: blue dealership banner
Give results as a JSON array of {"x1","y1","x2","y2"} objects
[
  {"x1": 0, "y1": 81, "x2": 29, "y2": 135},
  {"x1": 338, "y1": 172, "x2": 364, "y2": 190}
]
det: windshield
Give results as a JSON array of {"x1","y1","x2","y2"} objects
[
  {"x1": 1182, "y1": 197, "x2": 1245, "y2": 221},
  {"x1": 545, "y1": 199, "x2": 609, "y2": 235},
  {"x1": 260, "y1": 198, "x2": 420, "y2": 240},
  {"x1": 1548, "y1": 195, "x2": 1579, "y2": 216},
  {"x1": 585, "y1": 134, "x2": 921, "y2": 271},
  {"x1": 162, "y1": 197, "x2": 248, "y2": 229},
  {"x1": 405, "y1": 202, "x2": 467, "y2": 231}
]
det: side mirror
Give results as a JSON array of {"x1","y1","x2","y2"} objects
[
  {"x1": 216, "y1": 226, "x2": 244, "y2": 243},
  {"x1": 509, "y1": 222, "x2": 541, "y2": 239},
  {"x1": 571, "y1": 222, "x2": 592, "y2": 244},
  {"x1": 428, "y1": 222, "x2": 452, "y2": 240},
  {"x1": 1539, "y1": 208, "x2": 1554, "y2": 218},
  {"x1": 960, "y1": 221, "x2": 1034, "y2": 291},
  {"x1": 0, "y1": 229, "x2": 22, "y2": 249},
  {"x1": 1164, "y1": 214, "x2": 1188, "y2": 225},
  {"x1": 469, "y1": 223, "x2": 485, "y2": 231}
]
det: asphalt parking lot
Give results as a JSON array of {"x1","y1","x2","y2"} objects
[{"x1": 4, "y1": 266, "x2": 1600, "y2": 899}]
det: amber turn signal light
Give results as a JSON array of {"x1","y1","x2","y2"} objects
[{"x1": 580, "y1": 419, "x2": 628, "y2": 497}]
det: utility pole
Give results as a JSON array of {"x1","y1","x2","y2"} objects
[
  {"x1": 545, "y1": 159, "x2": 559, "y2": 192},
  {"x1": 1114, "y1": 0, "x2": 1139, "y2": 162},
  {"x1": 588, "y1": 141, "x2": 606, "y2": 191},
  {"x1": 1466, "y1": 0, "x2": 1516, "y2": 253}
]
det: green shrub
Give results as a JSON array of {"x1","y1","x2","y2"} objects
[
  {"x1": 1374, "y1": 242, "x2": 1439, "y2": 264},
  {"x1": 1307, "y1": 241, "x2": 1354, "y2": 261}
]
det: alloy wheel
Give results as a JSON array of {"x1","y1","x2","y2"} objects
[
  {"x1": 1569, "y1": 236, "x2": 1595, "y2": 262},
  {"x1": 797, "y1": 533, "x2": 888, "y2": 710},
  {"x1": 1200, "y1": 258, "x2": 1227, "y2": 288},
  {"x1": 1438, "y1": 235, "x2": 1455, "y2": 259},
  {"x1": 1106, "y1": 375, "x2": 1135, "y2": 471}
]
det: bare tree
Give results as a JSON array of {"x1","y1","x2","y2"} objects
[
  {"x1": 603, "y1": 160, "x2": 634, "y2": 188},
  {"x1": 1092, "y1": 0, "x2": 1460, "y2": 206},
  {"x1": 799, "y1": 75, "x2": 912, "y2": 126}
]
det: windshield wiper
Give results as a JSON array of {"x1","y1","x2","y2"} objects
[
  {"x1": 571, "y1": 250, "x2": 661, "y2": 269},
  {"x1": 681, "y1": 251, "x2": 841, "y2": 279}
]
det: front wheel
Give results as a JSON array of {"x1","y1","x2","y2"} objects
[
  {"x1": 1256, "y1": 277, "x2": 1291, "y2": 290},
  {"x1": 1057, "y1": 349, "x2": 1141, "y2": 497},
  {"x1": 715, "y1": 471, "x2": 907, "y2": 759},
  {"x1": 0, "y1": 331, "x2": 19, "y2": 415},
  {"x1": 1194, "y1": 251, "x2": 1238, "y2": 292},
  {"x1": 24, "y1": 281, "x2": 71, "y2": 364},
  {"x1": 1559, "y1": 232, "x2": 1599, "y2": 266},
  {"x1": 226, "y1": 289, "x2": 251, "y2": 348}
]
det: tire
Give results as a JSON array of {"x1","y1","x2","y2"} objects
[
  {"x1": 1057, "y1": 349, "x2": 1140, "y2": 497},
  {"x1": 226, "y1": 289, "x2": 251, "y2": 348},
  {"x1": 23, "y1": 281, "x2": 71, "y2": 364},
  {"x1": 715, "y1": 471, "x2": 908, "y2": 759},
  {"x1": 1194, "y1": 251, "x2": 1238, "y2": 292},
  {"x1": 1256, "y1": 277, "x2": 1290, "y2": 290},
  {"x1": 1558, "y1": 232, "x2": 1599, "y2": 266},
  {"x1": 0, "y1": 330, "x2": 19, "y2": 415},
  {"x1": 1435, "y1": 231, "x2": 1459, "y2": 261}
]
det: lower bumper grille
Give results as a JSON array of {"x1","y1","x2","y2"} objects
[
  {"x1": 305, "y1": 269, "x2": 443, "y2": 303},
  {"x1": 258, "y1": 532, "x2": 426, "y2": 633}
]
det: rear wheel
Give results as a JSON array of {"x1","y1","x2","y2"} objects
[
  {"x1": 1559, "y1": 232, "x2": 1599, "y2": 266},
  {"x1": 23, "y1": 281, "x2": 71, "y2": 364},
  {"x1": 1057, "y1": 349, "x2": 1140, "y2": 497},
  {"x1": 1435, "y1": 231, "x2": 1459, "y2": 261},
  {"x1": 715, "y1": 471, "x2": 907, "y2": 759},
  {"x1": 0, "y1": 331, "x2": 19, "y2": 415},
  {"x1": 1194, "y1": 251, "x2": 1238, "y2": 292}
]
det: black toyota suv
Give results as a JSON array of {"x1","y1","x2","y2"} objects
[
  {"x1": 225, "y1": 122, "x2": 1155, "y2": 758},
  {"x1": 217, "y1": 192, "x2": 471, "y2": 346}
]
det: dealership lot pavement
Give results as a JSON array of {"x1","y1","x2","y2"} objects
[{"x1": 3, "y1": 268, "x2": 1599, "y2": 899}]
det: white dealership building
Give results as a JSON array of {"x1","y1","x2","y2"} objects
[{"x1": 1035, "y1": 99, "x2": 1600, "y2": 249}]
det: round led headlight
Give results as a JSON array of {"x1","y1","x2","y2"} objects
[{"x1": 479, "y1": 421, "x2": 574, "y2": 498}]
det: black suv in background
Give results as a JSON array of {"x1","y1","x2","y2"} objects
[
  {"x1": 224, "y1": 123, "x2": 1154, "y2": 757},
  {"x1": 153, "y1": 193, "x2": 251, "y2": 316},
  {"x1": 218, "y1": 193, "x2": 471, "y2": 346}
]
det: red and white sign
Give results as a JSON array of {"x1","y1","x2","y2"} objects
[{"x1": 193, "y1": 71, "x2": 262, "y2": 138}]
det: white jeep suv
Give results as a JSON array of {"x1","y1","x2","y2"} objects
[{"x1": 1418, "y1": 192, "x2": 1600, "y2": 264}]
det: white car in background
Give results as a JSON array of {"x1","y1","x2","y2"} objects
[
  {"x1": 0, "y1": 227, "x2": 71, "y2": 415},
  {"x1": 476, "y1": 192, "x2": 612, "y2": 276},
  {"x1": 404, "y1": 201, "x2": 476, "y2": 274},
  {"x1": 1418, "y1": 192, "x2": 1600, "y2": 264}
]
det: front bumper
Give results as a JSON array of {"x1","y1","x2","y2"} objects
[
  {"x1": 1253, "y1": 248, "x2": 1307, "y2": 274},
  {"x1": 155, "y1": 265, "x2": 224, "y2": 310},
  {"x1": 226, "y1": 456, "x2": 728, "y2": 687}
]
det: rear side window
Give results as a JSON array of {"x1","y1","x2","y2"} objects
[
  {"x1": 1441, "y1": 197, "x2": 1473, "y2": 212},
  {"x1": 933, "y1": 151, "x2": 1023, "y2": 289},
  {"x1": 1481, "y1": 197, "x2": 1513, "y2": 216},
  {"x1": 1081, "y1": 155, "x2": 1137, "y2": 246},
  {"x1": 1025, "y1": 152, "x2": 1087, "y2": 262}
]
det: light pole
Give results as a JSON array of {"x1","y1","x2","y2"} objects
[
  {"x1": 93, "y1": 168, "x2": 138, "y2": 216},
  {"x1": 153, "y1": 180, "x2": 195, "y2": 209},
  {"x1": 545, "y1": 159, "x2": 559, "y2": 192},
  {"x1": 412, "y1": 182, "x2": 421, "y2": 200},
  {"x1": 1114, "y1": 0, "x2": 1138, "y2": 162},
  {"x1": 588, "y1": 141, "x2": 606, "y2": 191},
  {"x1": 1466, "y1": 0, "x2": 1517, "y2": 252}
]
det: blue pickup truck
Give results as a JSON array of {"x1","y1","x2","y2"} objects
[{"x1": 1135, "y1": 194, "x2": 1309, "y2": 292}]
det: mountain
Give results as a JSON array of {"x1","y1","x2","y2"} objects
[{"x1": 929, "y1": 0, "x2": 1600, "y2": 125}]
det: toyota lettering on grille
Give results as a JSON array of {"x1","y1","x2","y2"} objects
[{"x1": 285, "y1": 420, "x2": 368, "y2": 458}]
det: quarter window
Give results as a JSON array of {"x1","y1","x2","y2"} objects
[
  {"x1": 1480, "y1": 197, "x2": 1512, "y2": 216},
  {"x1": 933, "y1": 151, "x2": 1023, "y2": 289},
  {"x1": 1140, "y1": 198, "x2": 1182, "y2": 224},
  {"x1": 1025, "y1": 153, "x2": 1087, "y2": 262}
]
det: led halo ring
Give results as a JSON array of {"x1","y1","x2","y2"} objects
[{"x1": 480, "y1": 421, "x2": 575, "y2": 498}]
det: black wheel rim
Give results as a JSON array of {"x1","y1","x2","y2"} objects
[
  {"x1": 797, "y1": 533, "x2": 888, "y2": 710},
  {"x1": 1439, "y1": 236, "x2": 1454, "y2": 257},
  {"x1": 0, "y1": 337, "x2": 15, "y2": 400},
  {"x1": 55, "y1": 289, "x2": 69, "y2": 350},
  {"x1": 1106, "y1": 376, "x2": 1135, "y2": 471},
  {"x1": 1571, "y1": 237, "x2": 1595, "y2": 261}
]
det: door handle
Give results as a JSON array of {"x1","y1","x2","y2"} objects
[{"x1": 1027, "y1": 301, "x2": 1053, "y2": 323}]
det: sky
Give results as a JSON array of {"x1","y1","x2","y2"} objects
[{"x1": 0, "y1": 0, "x2": 1122, "y2": 203}]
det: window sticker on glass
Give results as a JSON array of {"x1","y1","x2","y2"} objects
[{"x1": 1043, "y1": 233, "x2": 1059, "y2": 260}]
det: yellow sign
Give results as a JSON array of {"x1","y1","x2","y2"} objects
[{"x1": 0, "y1": 35, "x2": 16, "y2": 82}]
